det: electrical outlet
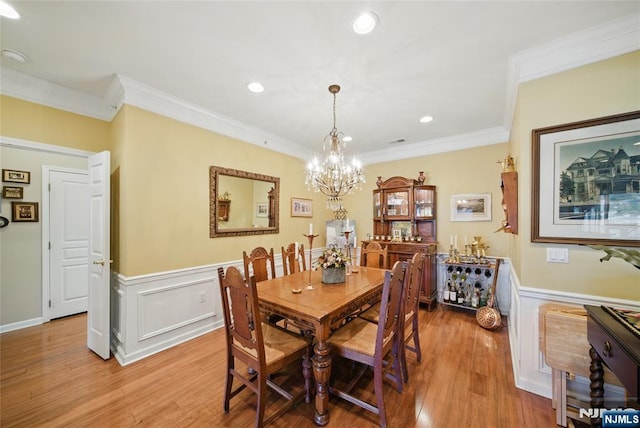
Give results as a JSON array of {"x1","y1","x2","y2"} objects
[{"x1": 199, "y1": 291, "x2": 206, "y2": 303}]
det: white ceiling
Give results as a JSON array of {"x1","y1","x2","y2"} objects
[{"x1": 1, "y1": 1, "x2": 638, "y2": 164}]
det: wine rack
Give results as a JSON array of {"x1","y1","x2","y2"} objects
[{"x1": 439, "y1": 259, "x2": 501, "y2": 311}]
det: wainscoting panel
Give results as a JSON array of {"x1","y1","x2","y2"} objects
[
  {"x1": 508, "y1": 277, "x2": 638, "y2": 399},
  {"x1": 110, "y1": 247, "x2": 323, "y2": 366}
]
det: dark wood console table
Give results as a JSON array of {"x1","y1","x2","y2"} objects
[{"x1": 584, "y1": 305, "x2": 640, "y2": 424}]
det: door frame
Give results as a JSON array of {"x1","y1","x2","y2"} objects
[{"x1": 41, "y1": 165, "x2": 90, "y2": 322}]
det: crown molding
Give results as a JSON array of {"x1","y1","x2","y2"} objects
[
  {"x1": 0, "y1": 67, "x2": 115, "y2": 121},
  {"x1": 503, "y1": 13, "x2": 640, "y2": 133},
  {"x1": 360, "y1": 127, "x2": 510, "y2": 166},
  {"x1": 114, "y1": 75, "x2": 306, "y2": 159}
]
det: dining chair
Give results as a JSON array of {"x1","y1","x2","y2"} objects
[
  {"x1": 217, "y1": 266, "x2": 312, "y2": 428},
  {"x1": 326, "y1": 260, "x2": 406, "y2": 428},
  {"x1": 360, "y1": 241, "x2": 388, "y2": 269},
  {"x1": 243, "y1": 246, "x2": 283, "y2": 326},
  {"x1": 359, "y1": 252, "x2": 424, "y2": 383},
  {"x1": 281, "y1": 243, "x2": 306, "y2": 275},
  {"x1": 243, "y1": 247, "x2": 277, "y2": 282}
]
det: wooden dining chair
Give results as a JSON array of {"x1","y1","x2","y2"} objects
[
  {"x1": 281, "y1": 243, "x2": 306, "y2": 275},
  {"x1": 327, "y1": 260, "x2": 406, "y2": 428},
  {"x1": 243, "y1": 247, "x2": 284, "y2": 326},
  {"x1": 359, "y1": 252, "x2": 424, "y2": 384},
  {"x1": 217, "y1": 266, "x2": 312, "y2": 428},
  {"x1": 243, "y1": 247, "x2": 277, "y2": 282},
  {"x1": 360, "y1": 241, "x2": 388, "y2": 269}
]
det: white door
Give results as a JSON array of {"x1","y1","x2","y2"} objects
[
  {"x1": 49, "y1": 170, "x2": 89, "y2": 319},
  {"x1": 87, "y1": 151, "x2": 111, "y2": 359}
]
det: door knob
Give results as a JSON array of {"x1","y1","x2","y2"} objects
[{"x1": 93, "y1": 259, "x2": 113, "y2": 266}]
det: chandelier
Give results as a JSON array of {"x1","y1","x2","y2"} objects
[{"x1": 305, "y1": 84, "x2": 365, "y2": 211}]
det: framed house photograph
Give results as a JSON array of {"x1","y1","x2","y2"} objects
[
  {"x1": 256, "y1": 202, "x2": 268, "y2": 218},
  {"x1": 532, "y1": 110, "x2": 640, "y2": 247},
  {"x1": 450, "y1": 193, "x2": 491, "y2": 221},
  {"x1": 2, "y1": 186, "x2": 23, "y2": 199},
  {"x1": 291, "y1": 197, "x2": 313, "y2": 217},
  {"x1": 11, "y1": 201, "x2": 39, "y2": 222},
  {"x1": 2, "y1": 169, "x2": 30, "y2": 184}
]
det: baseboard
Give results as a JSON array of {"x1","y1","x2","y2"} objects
[{"x1": 0, "y1": 317, "x2": 45, "y2": 333}]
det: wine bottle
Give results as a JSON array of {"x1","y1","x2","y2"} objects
[
  {"x1": 443, "y1": 280, "x2": 451, "y2": 303},
  {"x1": 449, "y1": 282, "x2": 457, "y2": 304},
  {"x1": 457, "y1": 285, "x2": 464, "y2": 305}
]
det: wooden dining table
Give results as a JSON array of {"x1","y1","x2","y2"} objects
[{"x1": 257, "y1": 266, "x2": 387, "y2": 426}]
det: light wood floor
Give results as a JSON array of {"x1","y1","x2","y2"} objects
[{"x1": 1, "y1": 306, "x2": 556, "y2": 427}]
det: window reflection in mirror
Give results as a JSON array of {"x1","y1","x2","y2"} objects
[{"x1": 209, "y1": 166, "x2": 279, "y2": 238}]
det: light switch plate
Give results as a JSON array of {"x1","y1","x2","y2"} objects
[{"x1": 547, "y1": 248, "x2": 569, "y2": 263}]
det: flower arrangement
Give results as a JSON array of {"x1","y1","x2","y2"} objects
[{"x1": 316, "y1": 245, "x2": 348, "y2": 269}]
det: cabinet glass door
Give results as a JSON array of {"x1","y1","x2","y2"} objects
[
  {"x1": 414, "y1": 187, "x2": 434, "y2": 218},
  {"x1": 373, "y1": 190, "x2": 382, "y2": 218},
  {"x1": 385, "y1": 190, "x2": 410, "y2": 217}
]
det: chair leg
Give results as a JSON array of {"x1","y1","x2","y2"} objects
[
  {"x1": 401, "y1": 340, "x2": 409, "y2": 384},
  {"x1": 224, "y1": 360, "x2": 233, "y2": 412},
  {"x1": 374, "y1": 361, "x2": 387, "y2": 428},
  {"x1": 256, "y1": 374, "x2": 267, "y2": 428},
  {"x1": 413, "y1": 318, "x2": 422, "y2": 363}
]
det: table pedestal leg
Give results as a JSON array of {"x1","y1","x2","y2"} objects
[{"x1": 312, "y1": 340, "x2": 332, "y2": 426}]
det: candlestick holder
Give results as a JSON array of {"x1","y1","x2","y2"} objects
[
  {"x1": 343, "y1": 230, "x2": 352, "y2": 274},
  {"x1": 303, "y1": 233, "x2": 318, "y2": 290}
]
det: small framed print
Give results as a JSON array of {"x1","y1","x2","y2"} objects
[
  {"x1": 450, "y1": 193, "x2": 492, "y2": 221},
  {"x1": 2, "y1": 169, "x2": 31, "y2": 184},
  {"x1": 11, "y1": 201, "x2": 39, "y2": 222},
  {"x1": 2, "y1": 186, "x2": 23, "y2": 199},
  {"x1": 291, "y1": 197, "x2": 313, "y2": 217},
  {"x1": 256, "y1": 202, "x2": 268, "y2": 218}
]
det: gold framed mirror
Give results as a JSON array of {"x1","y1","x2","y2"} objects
[{"x1": 209, "y1": 166, "x2": 279, "y2": 238}]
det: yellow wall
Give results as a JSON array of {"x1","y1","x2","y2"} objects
[
  {"x1": 511, "y1": 51, "x2": 640, "y2": 300},
  {"x1": 343, "y1": 143, "x2": 512, "y2": 258},
  {"x1": 114, "y1": 106, "x2": 331, "y2": 276},
  {"x1": 0, "y1": 96, "x2": 110, "y2": 152}
]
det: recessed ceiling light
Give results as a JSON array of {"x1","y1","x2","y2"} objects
[
  {"x1": 352, "y1": 12, "x2": 378, "y2": 35},
  {"x1": 0, "y1": 1, "x2": 19, "y2": 19},
  {"x1": 419, "y1": 116, "x2": 434, "y2": 123},
  {"x1": 342, "y1": 136, "x2": 352, "y2": 142},
  {"x1": 247, "y1": 82, "x2": 264, "y2": 93},
  {"x1": 2, "y1": 48, "x2": 27, "y2": 63}
]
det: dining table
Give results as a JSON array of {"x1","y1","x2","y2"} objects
[{"x1": 257, "y1": 266, "x2": 387, "y2": 426}]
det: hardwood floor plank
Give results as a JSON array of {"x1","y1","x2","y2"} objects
[{"x1": 1, "y1": 307, "x2": 556, "y2": 427}]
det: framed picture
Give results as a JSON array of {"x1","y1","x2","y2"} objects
[
  {"x1": 2, "y1": 169, "x2": 30, "y2": 184},
  {"x1": 450, "y1": 193, "x2": 491, "y2": 221},
  {"x1": 256, "y1": 202, "x2": 268, "y2": 218},
  {"x1": 2, "y1": 186, "x2": 23, "y2": 199},
  {"x1": 11, "y1": 201, "x2": 39, "y2": 222},
  {"x1": 532, "y1": 110, "x2": 640, "y2": 247},
  {"x1": 291, "y1": 197, "x2": 313, "y2": 217}
]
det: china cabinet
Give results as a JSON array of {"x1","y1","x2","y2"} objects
[{"x1": 366, "y1": 174, "x2": 438, "y2": 310}]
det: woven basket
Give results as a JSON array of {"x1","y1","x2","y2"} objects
[{"x1": 476, "y1": 296, "x2": 501, "y2": 330}]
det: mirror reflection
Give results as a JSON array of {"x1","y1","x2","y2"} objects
[{"x1": 209, "y1": 166, "x2": 279, "y2": 238}]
